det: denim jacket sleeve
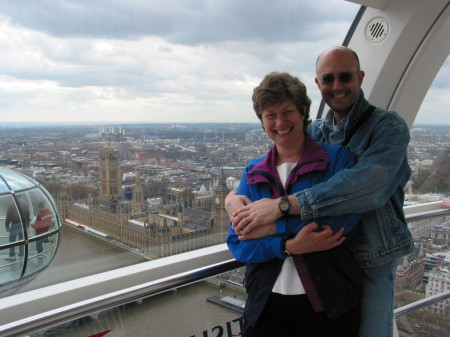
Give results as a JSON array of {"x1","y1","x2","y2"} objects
[
  {"x1": 297, "y1": 110, "x2": 411, "y2": 219},
  {"x1": 284, "y1": 213, "x2": 361, "y2": 235}
]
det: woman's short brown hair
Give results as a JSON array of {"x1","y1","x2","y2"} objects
[{"x1": 252, "y1": 72, "x2": 311, "y2": 130}]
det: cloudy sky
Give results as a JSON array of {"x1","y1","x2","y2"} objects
[{"x1": 0, "y1": 0, "x2": 447, "y2": 125}]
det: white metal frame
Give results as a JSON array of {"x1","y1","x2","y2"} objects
[
  {"x1": 0, "y1": 203, "x2": 448, "y2": 336},
  {"x1": 0, "y1": 244, "x2": 239, "y2": 336},
  {"x1": 346, "y1": 0, "x2": 450, "y2": 128}
]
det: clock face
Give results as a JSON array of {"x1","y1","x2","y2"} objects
[{"x1": 215, "y1": 197, "x2": 220, "y2": 204}]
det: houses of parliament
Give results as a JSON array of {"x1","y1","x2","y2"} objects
[{"x1": 57, "y1": 147, "x2": 232, "y2": 259}]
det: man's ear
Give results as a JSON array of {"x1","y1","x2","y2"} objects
[
  {"x1": 358, "y1": 70, "x2": 365, "y2": 85},
  {"x1": 314, "y1": 77, "x2": 320, "y2": 87}
]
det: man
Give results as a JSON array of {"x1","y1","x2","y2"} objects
[
  {"x1": 227, "y1": 46, "x2": 413, "y2": 337},
  {"x1": 5, "y1": 196, "x2": 31, "y2": 260}
]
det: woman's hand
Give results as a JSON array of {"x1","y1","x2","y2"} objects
[
  {"x1": 236, "y1": 223, "x2": 277, "y2": 240},
  {"x1": 225, "y1": 191, "x2": 251, "y2": 217},
  {"x1": 285, "y1": 222, "x2": 345, "y2": 254},
  {"x1": 232, "y1": 198, "x2": 280, "y2": 232}
]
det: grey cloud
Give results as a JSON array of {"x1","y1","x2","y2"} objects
[{"x1": 0, "y1": 0, "x2": 357, "y2": 44}]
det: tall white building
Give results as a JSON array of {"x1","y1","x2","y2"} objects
[{"x1": 425, "y1": 267, "x2": 450, "y2": 315}]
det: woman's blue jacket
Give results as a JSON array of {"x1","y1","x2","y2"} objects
[
  {"x1": 228, "y1": 134, "x2": 361, "y2": 262},
  {"x1": 227, "y1": 135, "x2": 363, "y2": 325}
]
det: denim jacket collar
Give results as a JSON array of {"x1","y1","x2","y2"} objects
[{"x1": 324, "y1": 89, "x2": 373, "y2": 139}]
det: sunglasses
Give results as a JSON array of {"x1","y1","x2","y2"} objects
[{"x1": 318, "y1": 71, "x2": 360, "y2": 85}]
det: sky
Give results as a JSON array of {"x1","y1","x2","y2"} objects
[{"x1": 0, "y1": 0, "x2": 448, "y2": 125}]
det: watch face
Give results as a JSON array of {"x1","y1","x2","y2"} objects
[{"x1": 280, "y1": 201, "x2": 289, "y2": 211}]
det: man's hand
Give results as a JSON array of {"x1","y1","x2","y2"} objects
[
  {"x1": 225, "y1": 191, "x2": 251, "y2": 217},
  {"x1": 440, "y1": 199, "x2": 450, "y2": 209},
  {"x1": 285, "y1": 223, "x2": 345, "y2": 254}
]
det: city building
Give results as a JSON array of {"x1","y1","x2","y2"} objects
[
  {"x1": 431, "y1": 222, "x2": 450, "y2": 247},
  {"x1": 426, "y1": 267, "x2": 450, "y2": 315},
  {"x1": 396, "y1": 243, "x2": 426, "y2": 290},
  {"x1": 424, "y1": 252, "x2": 449, "y2": 284},
  {"x1": 57, "y1": 147, "x2": 232, "y2": 259}
]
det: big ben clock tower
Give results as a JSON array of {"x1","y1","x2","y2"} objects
[
  {"x1": 99, "y1": 147, "x2": 122, "y2": 201},
  {"x1": 212, "y1": 167, "x2": 230, "y2": 236}
]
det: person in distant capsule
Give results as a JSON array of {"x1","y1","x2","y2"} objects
[
  {"x1": 31, "y1": 201, "x2": 54, "y2": 258},
  {"x1": 227, "y1": 71, "x2": 363, "y2": 337},
  {"x1": 5, "y1": 196, "x2": 30, "y2": 261}
]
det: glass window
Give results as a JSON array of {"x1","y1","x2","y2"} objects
[
  {"x1": 0, "y1": 1, "x2": 361, "y2": 293},
  {"x1": 11, "y1": 3, "x2": 450, "y2": 337}
]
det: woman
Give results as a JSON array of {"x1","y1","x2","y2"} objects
[
  {"x1": 227, "y1": 72, "x2": 362, "y2": 337},
  {"x1": 32, "y1": 201, "x2": 53, "y2": 258}
]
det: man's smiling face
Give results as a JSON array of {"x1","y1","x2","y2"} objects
[{"x1": 315, "y1": 47, "x2": 365, "y2": 118}]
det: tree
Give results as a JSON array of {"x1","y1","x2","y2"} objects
[
  {"x1": 149, "y1": 179, "x2": 168, "y2": 198},
  {"x1": 64, "y1": 184, "x2": 97, "y2": 200},
  {"x1": 414, "y1": 149, "x2": 450, "y2": 194},
  {"x1": 38, "y1": 181, "x2": 64, "y2": 198}
]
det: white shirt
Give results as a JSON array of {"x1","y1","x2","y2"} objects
[{"x1": 272, "y1": 162, "x2": 306, "y2": 295}]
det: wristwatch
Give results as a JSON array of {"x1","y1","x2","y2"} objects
[
  {"x1": 278, "y1": 196, "x2": 291, "y2": 215},
  {"x1": 282, "y1": 239, "x2": 292, "y2": 257}
]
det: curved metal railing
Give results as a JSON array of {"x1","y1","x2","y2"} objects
[
  {"x1": 0, "y1": 202, "x2": 448, "y2": 337},
  {"x1": 394, "y1": 290, "x2": 450, "y2": 317}
]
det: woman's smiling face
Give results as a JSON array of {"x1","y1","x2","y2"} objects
[{"x1": 261, "y1": 99, "x2": 305, "y2": 149}]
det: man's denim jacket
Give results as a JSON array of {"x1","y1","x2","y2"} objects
[{"x1": 296, "y1": 90, "x2": 414, "y2": 268}]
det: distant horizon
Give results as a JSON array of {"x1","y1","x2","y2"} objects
[{"x1": 0, "y1": 121, "x2": 449, "y2": 128}]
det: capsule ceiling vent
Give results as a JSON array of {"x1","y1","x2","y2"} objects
[{"x1": 366, "y1": 17, "x2": 389, "y2": 43}]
